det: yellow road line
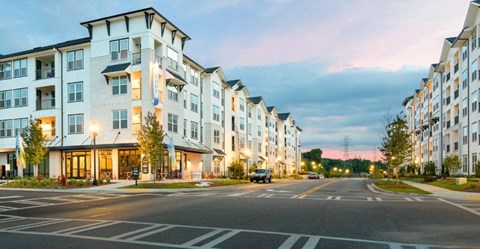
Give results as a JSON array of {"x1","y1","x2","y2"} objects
[
  {"x1": 124, "y1": 189, "x2": 150, "y2": 193},
  {"x1": 297, "y1": 180, "x2": 338, "y2": 198},
  {"x1": 465, "y1": 196, "x2": 480, "y2": 201}
]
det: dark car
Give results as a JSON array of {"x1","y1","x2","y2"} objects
[{"x1": 250, "y1": 169, "x2": 272, "y2": 183}]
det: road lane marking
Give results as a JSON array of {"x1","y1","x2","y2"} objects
[
  {"x1": 182, "y1": 229, "x2": 224, "y2": 246},
  {"x1": 8, "y1": 219, "x2": 67, "y2": 231},
  {"x1": 376, "y1": 197, "x2": 383, "y2": 201},
  {"x1": 265, "y1": 194, "x2": 274, "y2": 198},
  {"x1": 465, "y1": 196, "x2": 480, "y2": 201},
  {"x1": 367, "y1": 197, "x2": 373, "y2": 201},
  {"x1": 414, "y1": 197, "x2": 423, "y2": 202},
  {"x1": 389, "y1": 243, "x2": 402, "y2": 249},
  {"x1": 296, "y1": 180, "x2": 338, "y2": 199},
  {"x1": 228, "y1": 190, "x2": 256, "y2": 197},
  {"x1": 0, "y1": 196, "x2": 22, "y2": 200},
  {"x1": 258, "y1": 194, "x2": 267, "y2": 197},
  {"x1": 278, "y1": 235, "x2": 301, "y2": 249},
  {"x1": 200, "y1": 230, "x2": 240, "y2": 248},
  {"x1": 53, "y1": 221, "x2": 109, "y2": 234},
  {"x1": 404, "y1": 197, "x2": 413, "y2": 202},
  {"x1": 439, "y1": 198, "x2": 480, "y2": 217},
  {"x1": 64, "y1": 221, "x2": 119, "y2": 235},
  {"x1": 326, "y1": 196, "x2": 333, "y2": 200},
  {"x1": 302, "y1": 237, "x2": 320, "y2": 249},
  {"x1": 290, "y1": 195, "x2": 298, "y2": 199},
  {"x1": 127, "y1": 225, "x2": 174, "y2": 241},
  {"x1": 335, "y1": 196, "x2": 341, "y2": 200},
  {"x1": 111, "y1": 224, "x2": 163, "y2": 239}
]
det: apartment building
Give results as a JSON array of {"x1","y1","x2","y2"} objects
[
  {"x1": 0, "y1": 7, "x2": 302, "y2": 179},
  {"x1": 403, "y1": 1, "x2": 480, "y2": 175}
]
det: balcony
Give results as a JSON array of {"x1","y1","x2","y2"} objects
[
  {"x1": 454, "y1": 63, "x2": 459, "y2": 74},
  {"x1": 454, "y1": 116, "x2": 459, "y2": 125},
  {"x1": 35, "y1": 68, "x2": 55, "y2": 80},
  {"x1": 454, "y1": 90, "x2": 459, "y2": 99},
  {"x1": 35, "y1": 86, "x2": 55, "y2": 111},
  {"x1": 132, "y1": 52, "x2": 141, "y2": 65},
  {"x1": 36, "y1": 98, "x2": 55, "y2": 111}
]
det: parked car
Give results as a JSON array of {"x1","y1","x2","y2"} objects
[
  {"x1": 250, "y1": 169, "x2": 272, "y2": 183},
  {"x1": 308, "y1": 172, "x2": 320, "y2": 179}
]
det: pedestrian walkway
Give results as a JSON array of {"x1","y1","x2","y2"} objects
[{"x1": 403, "y1": 180, "x2": 480, "y2": 201}]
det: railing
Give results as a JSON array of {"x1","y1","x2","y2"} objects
[
  {"x1": 35, "y1": 68, "x2": 55, "y2": 80},
  {"x1": 155, "y1": 56, "x2": 163, "y2": 68},
  {"x1": 454, "y1": 116, "x2": 459, "y2": 125},
  {"x1": 454, "y1": 90, "x2": 459, "y2": 99},
  {"x1": 36, "y1": 98, "x2": 55, "y2": 110},
  {"x1": 132, "y1": 52, "x2": 141, "y2": 65},
  {"x1": 166, "y1": 57, "x2": 178, "y2": 70}
]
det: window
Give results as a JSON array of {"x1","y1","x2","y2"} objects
[
  {"x1": 240, "y1": 98, "x2": 245, "y2": 111},
  {"x1": 212, "y1": 105, "x2": 220, "y2": 122},
  {"x1": 0, "y1": 90, "x2": 12, "y2": 108},
  {"x1": 257, "y1": 109, "x2": 262, "y2": 120},
  {"x1": 248, "y1": 123, "x2": 252, "y2": 135},
  {"x1": 472, "y1": 60, "x2": 478, "y2": 82},
  {"x1": 168, "y1": 114, "x2": 178, "y2": 133},
  {"x1": 232, "y1": 116, "x2": 235, "y2": 131},
  {"x1": 0, "y1": 120, "x2": 13, "y2": 137},
  {"x1": 473, "y1": 122, "x2": 478, "y2": 143},
  {"x1": 231, "y1": 97, "x2": 235, "y2": 112},
  {"x1": 0, "y1": 61, "x2": 11, "y2": 80},
  {"x1": 112, "y1": 110, "x2": 127, "y2": 129},
  {"x1": 190, "y1": 94, "x2": 198, "y2": 113},
  {"x1": 67, "y1": 50, "x2": 84, "y2": 70},
  {"x1": 240, "y1": 137, "x2": 245, "y2": 149},
  {"x1": 112, "y1": 76, "x2": 128, "y2": 95},
  {"x1": 68, "y1": 82, "x2": 83, "y2": 102},
  {"x1": 167, "y1": 47, "x2": 178, "y2": 69},
  {"x1": 183, "y1": 119, "x2": 187, "y2": 136},
  {"x1": 473, "y1": 153, "x2": 478, "y2": 173},
  {"x1": 463, "y1": 98, "x2": 468, "y2": 117},
  {"x1": 463, "y1": 126, "x2": 468, "y2": 144},
  {"x1": 213, "y1": 82, "x2": 220, "y2": 98},
  {"x1": 191, "y1": 121, "x2": 198, "y2": 139},
  {"x1": 13, "y1": 58, "x2": 27, "y2": 78},
  {"x1": 168, "y1": 87, "x2": 178, "y2": 101},
  {"x1": 214, "y1": 130, "x2": 220, "y2": 144},
  {"x1": 232, "y1": 136, "x2": 236, "y2": 151},
  {"x1": 462, "y1": 44, "x2": 468, "y2": 61},
  {"x1": 240, "y1": 117, "x2": 245, "y2": 131},
  {"x1": 472, "y1": 91, "x2": 478, "y2": 112},
  {"x1": 248, "y1": 107, "x2": 252, "y2": 118},
  {"x1": 258, "y1": 142, "x2": 262, "y2": 153},
  {"x1": 110, "y1": 38, "x2": 128, "y2": 60},
  {"x1": 258, "y1": 125, "x2": 262, "y2": 137},
  {"x1": 190, "y1": 69, "x2": 199, "y2": 86},
  {"x1": 183, "y1": 90, "x2": 187, "y2": 109},
  {"x1": 14, "y1": 118, "x2": 28, "y2": 135},
  {"x1": 463, "y1": 154, "x2": 468, "y2": 173},
  {"x1": 472, "y1": 28, "x2": 477, "y2": 51},
  {"x1": 68, "y1": 114, "x2": 83, "y2": 134},
  {"x1": 13, "y1": 88, "x2": 28, "y2": 107}
]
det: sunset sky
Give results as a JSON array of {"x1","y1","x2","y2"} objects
[{"x1": 0, "y1": 0, "x2": 470, "y2": 161}]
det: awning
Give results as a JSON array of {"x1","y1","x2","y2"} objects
[
  {"x1": 258, "y1": 156, "x2": 266, "y2": 161},
  {"x1": 213, "y1": 149, "x2": 226, "y2": 156},
  {"x1": 169, "y1": 136, "x2": 213, "y2": 154},
  {"x1": 101, "y1": 63, "x2": 131, "y2": 83},
  {"x1": 166, "y1": 68, "x2": 187, "y2": 91}
]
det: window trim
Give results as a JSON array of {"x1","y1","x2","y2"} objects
[
  {"x1": 68, "y1": 114, "x2": 84, "y2": 134},
  {"x1": 67, "y1": 81, "x2": 84, "y2": 103},
  {"x1": 66, "y1": 49, "x2": 84, "y2": 71}
]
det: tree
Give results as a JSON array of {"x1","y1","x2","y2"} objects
[
  {"x1": 423, "y1": 161, "x2": 436, "y2": 182},
  {"x1": 22, "y1": 119, "x2": 48, "y2": 177},
  {"x1": 302, "y1": 148, "x2": 323, "y2": 171},
  {"x1": 228, "y1": 160, "x2": 245, "y2": 180},
  {"x1": 406, "y1": 162, "x2": 418, "y2": 178},
  {"x1": 443, "y1": 155, "x2": 462, "y2": 177},
  {"x1": 475, "y1": 161, "x2": 480, "y2": 178},
  {"x1": 380, "y1": 115, "x2": 413, "y2": 184},
  {"x1": 137, "y1": 112, "x2": 164, "y2": 182}
]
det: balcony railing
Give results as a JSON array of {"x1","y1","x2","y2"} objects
[
  {"x1": 155, "y1": 56, "x2": 163, "y2": 68},
  {"x1": 36, "y1": 98, "x2": 55, "y2": 111},
  {"x1": 454, "y1": 116, "x2": 459, "y2": 125},
  {"x1": 132, "y1": 52, "x2": 141, "y2": 65},
  {"x1": 35, "y1": 68, "x2": 55, "y2": 80},
  {"x1": 454, "y1": 90, "x2": 459, "y2": 99}
]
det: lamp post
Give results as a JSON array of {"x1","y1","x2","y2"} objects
[
  {"x1": 91, "y1": 122, "x2": 99, "y2": 186},
  {"x1": 244, "y1": 149, "x2": 251, "y2": 180}
]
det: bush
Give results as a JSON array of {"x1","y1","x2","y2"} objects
[
  {"x1": 106, "y1": 177, "x2": 111, "y2": 184},
  {"x1": 475, "y1": 162, "x2": 480, "y2": 178},
  {"x1": 78, "y1": 179, "x2": 84, "y2": 186},
  {"x1": 228, "y1": 160, "x2": 245, "y2": 180},
  {"x1": 98, "y1": 178, "x2": 104, "y2": 184},
  {"x1": 85, "y1": 178, "x2": 92, "y2": 185},
  {"x1": 423, "y1": 161, "x2": 436, "y2": 182},
  {"x1": 40, "y1": 179, "x2": 51, "y2": 187},
  {"x1": 68, "y1": 179, "x2": 77, "y2": 185}
]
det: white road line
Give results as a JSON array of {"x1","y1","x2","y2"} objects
[
  {"x1": 302, "y1": 237, "x2": 320, "y2": 249},
  {"x1": 111, "y1": 224, "x2": 162, "y2": 239},
  {"x1": 389, "y1": 243, "x2": 403, "y2": 249},
  {"x1": 7, "y1": 219, "x2": 67, "y2": 231},
  {"x1": 0, "y1": 196, "x2": 22, "y2": 200},
  {"x1": 127, "y1": 225, "x2": 174, "y2": 241},
  {"x1": 53, "y1": 221, "x2": 109, "y2": 234},
  {"x1": 297, "y1": 195, "x2": 306, "y2": 199},
  {"x1": 438, "y1": 198, "x2": 480, "y2": 217},
  {"x1": 278, "y1": 235, "x2": 301, "y2": 249},
  {"x1": 197, "y1": 193, "x2": 215, "y2": 197},
  {"x1": 404, "y1": 197, "x2": 413, "y2": 202},
  {"x1": 367, "y1": 197, "x2": 373, "y2": 201},
  {"x1": 326, "y1": 196, "x2": 333, "y2": 200},
  {"x1": 376, "y1": 197, "x2": 383, "y2": 201},
  {"x1": 265, "y1": 194, "x2": 274, "y2": 198},
  {"x1": 182, "y1": 229, "x2": 224, "y2": 246},
  {"x1": 257, "y1": 194, "x2": 267, "y2": 198},
  {"x1": 414, "y1": 197, "x2": 423, "y2": 202},
  {"x1": 335, "y1": 196, "x2": 341, "y2": 200},
  {"x1": 64, "y1": 222, "x2": 119, "y2": 235},
  {"x1": 415, "y1": 245, "x2": 429, "y2": 249},
  {"x1": 0, "y1": 205, "x2": 15, "y2": 210},
  {"x1": 200, "y1": 230, "x2": 240, "y2": 248},
  {"x1": 0, "y1": 217, "x2": 22, "y2": 224},
  {"x1": 228, "y1": 193, "x2": 246, "y2": 197},
  {"x1": 15, "y1": 200, "x2": 51, "y2": 206},
  {"x1": 290, "y1": 195, "x2": 298, "y2": 199}
]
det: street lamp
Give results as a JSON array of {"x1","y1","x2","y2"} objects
[
  {"x1": 91, "y1": 122, "x2": 99, "y2": 186},
  {"x1": 244, "y1": 149, "x2": 251, "y2": 180}
]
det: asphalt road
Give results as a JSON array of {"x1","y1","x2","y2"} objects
[{"x1": 0, "y1": 178, "x2": 479, "y2": 249}]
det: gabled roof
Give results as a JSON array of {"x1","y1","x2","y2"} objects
[
  {"x1": 236, "y1": 85, "x2": 245, "y2": 91},
  {"x1": 445, "y1": 37, "x2": 457, "y2": 44},
  {"x1": 278, "y1": 113, "x2": 291, "y2": 121},
  {"x1": 183, "y1": 54, "x2": 204, "y2": 71},
  {"x1": 80, "y1": 7, "x2": 191, "y2": 40},
  {"x1": 402, "y1": 96, "x2": 413, "y2": 106},
  {"x1": 248, "y1": 96, "x2": 263, "y2": 104},
  {"x1": 226, "y1": 79, "x2": 241, "y2": 88},
  {"x1": 0, "y1": 37, "x2": 90, "y2": 60},
  {"x1": 204, "y1": 67, "x2": 220, "y2": 74},
  {"x1": 267, "y1": 106, "x2": 275, "y2": 113}
]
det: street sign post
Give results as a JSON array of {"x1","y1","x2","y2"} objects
[{"x1": 132, "y1": 167, "x2": 140, "y2": 186}]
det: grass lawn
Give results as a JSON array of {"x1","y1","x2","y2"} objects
[
  {"x1": 374, "y1": 180, "x2": 431, "y2": 195},
  {"x1": 125, "y1": 179, "x2": 249, "y2": 189},
  {"x1": 399, "y1": 176, "x2": 425, "y2": 183},
  {"x1": 428, "y1": 179, "x2": 478, "y2": 191}
]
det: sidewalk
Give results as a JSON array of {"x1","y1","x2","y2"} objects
[{"x1": 403, "y1": 180, "x2": 480, "y2": 201}]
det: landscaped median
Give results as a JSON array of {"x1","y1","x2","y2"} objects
[
  {"x1": 124, "y1": 179, "x2": 250, "y2": 189},
  {"x1": 400, "y1": 176, "x2": 480, "y2": 192},
  {"x1": 0, "y1": 177, "x2": 112, "y2": 189},
  {"x1": 374, "y1": 180, "x2": 431, "y2": 195}
]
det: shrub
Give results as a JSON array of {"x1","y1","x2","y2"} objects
[
  {"x1": 78, "y1": 179, "x2": 85, "y2": 186},
  {"x1": 423, "y1": 161, "x2": 436, "y2": 182},
  {"x1": 68, "y1": 179, "x2": 77, "y2": 185},
  {"x1": 228, "y1": 160, "x2": 245, "y2": 180},
  {"x1": 40, "y1": 179, "x2": 51, "y2": 187},
  {"x1": 475, "y1": 161, "x2": 480, "y2": 178},
  {"x1": 106, "y1": 177, "x2": 111, "y2": 184},
  {"x1": 85, "y1": 178, "x2": 92, "y2": 185},
  {"x1": 98, "y1": 178, "x2": 104, "y2": 184}
]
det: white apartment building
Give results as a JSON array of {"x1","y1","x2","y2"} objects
[
  {"x1": 403, "y1": 1, "x2": 480, "y2": 175},
  {"x1": 0, "y1": 8, "x2": 302, "y2": 179}
]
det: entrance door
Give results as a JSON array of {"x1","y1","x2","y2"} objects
[{"x1": 66, "y1": 152, "x2": 91, "y2": 178}]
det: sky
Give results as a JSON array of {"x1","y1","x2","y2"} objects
[{"x1": 0, "y1": 0, "x2": 470, "y2": 161}]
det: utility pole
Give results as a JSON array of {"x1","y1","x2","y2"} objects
[{"x1": 340, "y1": 136, "x2": 353, "y2": 170}]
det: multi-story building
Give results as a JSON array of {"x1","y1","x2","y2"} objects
[
  {"x1": 403, "y1": 1, "x2": 480, "y2": 175},
  {"x1": 0, "y1": 7, "x2": 302, "y2": 179}
]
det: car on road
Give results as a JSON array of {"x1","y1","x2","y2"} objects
[
  {"x1": 308, "y1": 172, "x2": 320, "y2": 179},
  {"x1": 250, "y1": 169, "x2": 272, "y2": 183}
]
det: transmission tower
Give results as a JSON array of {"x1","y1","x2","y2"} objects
[{"x1": 341, "y1": 135, "x2": 353, "y2": 161}]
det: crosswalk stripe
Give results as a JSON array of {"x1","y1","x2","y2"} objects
[
  {"x1": 297, "y1": 195, "x2": 306, "y2": 199},
  {"x1": 127, "y1": 225, "x2": 174, "y2": 241},
  {"x1": 414, "y1": 197, "x2": 423, "y2": 202},
  {"x1": 258, "y1": 194, "x2": 267, "y2": 197},
  {"x1": 64, "y1": 221, "x2": 119, "y2": 235},
  {"x1": 265, "y1": 194, "x2": 274, "y2": 198},
  {"x1": 290, "y1": 195, "x2": 299, "y2": 199},
  {"x1": 278, "y1": 235, "x2": 301, "y2": 249},
  {"x1": 182, "y1": 229, "x2": 224, "y2": 246},
  {"x1": 376, "y1": 197, "x2": 383, "y2": 201},
  {"x1": 404, "y1": 197, "x2": 413, "y2": 202},
  {"x1": 53, "y1": 221, "x2": 109, "y2": 234},
  {"x1": 326, "y1": 196, "x2": 333, "y2": 200},
  {"x1": 6, "y1": 219, "x2": 66, "y2": 231},
  {"x1": 335, "y1": 196, "x2": 341, "y2": 200},
  {"x1": 200, "y1": 230, "x2": 240, "y2": 248},
  {"x1": 0, "y1": 196, "x2": 22, "y2": 200},
  {"x1": 302, "y1": 237, "x2": 320, "y2": 249},
  {"x1": 367, "y1": 197, "x2": 373, "y2": 201},
  {"x1": 111, "y1": 224, "x2": 162, "y2": 239}
]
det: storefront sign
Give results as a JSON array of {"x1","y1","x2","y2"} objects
[{"x1": 193, "y1": 171, "x2": 202, "y2": 181}]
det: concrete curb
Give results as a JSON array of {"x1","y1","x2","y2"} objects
[{"x1": 368, "y1": 183, "x2": 431, "y2": 196}]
